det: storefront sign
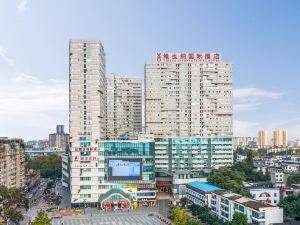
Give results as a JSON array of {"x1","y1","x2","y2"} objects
[
  {"x1": 73, "y1": 156, "x2": 98, "y2": 161},
  {"x1": 73, "y1": 147, "x2": 98, "y2": 152}
]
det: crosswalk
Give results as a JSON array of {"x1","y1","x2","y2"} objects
[{"x1": 52, "y1": 214, "x2": 164, "y2": 225}]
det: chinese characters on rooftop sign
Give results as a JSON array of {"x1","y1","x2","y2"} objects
[{"x1": 156, "y1": 52, "x2": 221, "y2": 62}]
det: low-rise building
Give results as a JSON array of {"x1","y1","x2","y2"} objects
[
  {"x1": 211, "y1": 190, "x2": 283, "y2": 225},
  {"x1": 0, "y1": 138, "x2": 25, "y2": 188},
  {"x1": 250, "y1": 188, "x2": 280, "y2": 206},
  {"x1": 186, "y1": 181, "x2": 222, "y2": 207},
  {"x1": 281, "y1": 184, "x2": 300, "y2": 199},
  {"x1": 269, "y1": 167, "x2": 287, "y2": 187}
]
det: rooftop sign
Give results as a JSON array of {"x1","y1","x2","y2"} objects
[{"x1": 156, "y1": 52, "x2": 221, "y2": 62}]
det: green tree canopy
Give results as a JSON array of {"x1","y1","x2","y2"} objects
[
  {"x1": 32, "y1": 211, "x2": 52, "y2": 225},
  {"x1": 279, "y1": 194, "x2": 300, "y2": 221},
  {"x1": 173, "y1": 207, "x2": 190, "y2": 225},
  {"x1": 207, "y1": 166, "x2": 245, "y2": 193},
  {"x1": 230, "y1": 212, "x2": 249, "y2": 225},
  {"x1": 0, "y1": 186, "x2": 28, "y2": 224},
  {"x1": 26, "y1": 154, "x2": 62, "y2": 178}
]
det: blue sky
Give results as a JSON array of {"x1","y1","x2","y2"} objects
[{"x1": 0, "y1": 0, "x2": 299, "y2": 140}]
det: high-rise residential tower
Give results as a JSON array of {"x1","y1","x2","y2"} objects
[
  {"x1": 49, "y1": 125, "x2": 70, "y2": 150},
  {"x1": 145, "y1": 52, "x2": 232, "y2": 137},
  {"x1": 66, "y1": 39, "x2": 107, "y2": 205},
  {"x1": 273, "y1": 130, "x2": 288, "y2": 147},
  {"x1": 0, "y1": 138, "x2": 25, "y2": 188},
  {"x1": 258, "y1": 130, "x2": 269, "y2": 148},
  {"x1": 106, "y1": 74, "x2": 142, "y2": 139}
]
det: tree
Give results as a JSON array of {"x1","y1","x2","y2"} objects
[
  {"x1": 186, "y1": 218, "x2": 203, "y2": 225},
  {"x1": 287, "y1": 173, "x2": 300, "y2": 186},
  {"x1": 279, "y1": 194, "x2": 300, "y2": 221},
  {"x1": 0, "y1": 186, "x2": 28, "y2": 224},
  {"x1": 230, "y1": 212, "x2": 249, "y2": 225},
  {"x1": 172, "y1": 207, "x2": 189, "y2": 225},
  {"x1": 26, "y1": 154, "x2": 62, "y2": 179},
  {"x1": 207, "y1": 167, "x2": 245, "y2": 193},
  {"x1": 32, "y1": 211, "x2": 52, "y2": 225}
]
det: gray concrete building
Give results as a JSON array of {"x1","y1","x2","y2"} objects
[{"x1": 49, "y1": 125, "x2": 69, "y2": 150}]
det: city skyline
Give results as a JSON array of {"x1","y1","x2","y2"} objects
[{"x1": 0, "y1": 0, "x2": 300, "y2": 140}]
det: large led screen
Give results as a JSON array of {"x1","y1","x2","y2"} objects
[{"x1": 107, "y1": 159, "x2": 142, "y2": 180}]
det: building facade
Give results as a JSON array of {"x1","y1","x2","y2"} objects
[
  {"x1": 49, "y1": 125, "x2": 70, "y2": 150},
  {"x1": 250, "y1": 188, "x2": 280, "y2": 206},
  {"x1": 211, "y1": 190, "x2": 283, "y2": 225},
  {"x1": 0, "y1": 138, "x2": 25, "y2": 188},
  {"x1": 65, "y1": 140, "x2": 156, "y2": 208},
  {"x1": 186, "y1": 181, "x2": 222, "y2": 208},
  {"x1": 154, "y1": 137, "x2": 233, "y2": 198},
  {"x1": 67, "y1": 39, "x2": 107, "y2": 206},
  {"x1": 233, "y1": 137, "x2": 257, "y2": 149},
  {"x1": 145, "y1": 52, "x2": 232, "y2": 137},
  {"x1": 258, "y1": 130, "x2": 269, "y2": 148},
  {"x1": 106, "y1": 74, "x2": 142, "y2": 139},
  {"x1": 273, "y1": 130, "x2": 288, "y2": 147}
]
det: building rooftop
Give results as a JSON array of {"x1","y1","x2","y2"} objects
[
  {"x1": 187, "y1": 181, "x2": 222, "y2": 192},
  {"x1": 213, "y1": 190, "x2": 279, "y2": 211}
]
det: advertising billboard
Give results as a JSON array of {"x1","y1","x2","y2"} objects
[{"x1": 107, "y1": 158, "x2": 142, "y2": 180}]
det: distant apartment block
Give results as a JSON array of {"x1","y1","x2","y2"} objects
[
  {"x1": 0, "y1": 138, "x2": 25, "y2": 188},
  {"x1": 233, "y1": 137, "x2": 257, "y2": 149},
  {"x1": 106, "y1": 74, "x2": 142, "y2": 139},
  {"x1": 258, "y1": 130, "x2": 269, "y2": 148},
  {"x1": 273, "y1": 130, "x2": 288, "y2": 147},
  {"x1": 145, "y1": 52, "x2": 232, "y2": 137},
  {"x1": 49, "y1": 125, "x2": 70, "y2": 150}
]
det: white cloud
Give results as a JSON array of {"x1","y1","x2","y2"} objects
[
  {"x1": 233, "y1": 120, "x2": 259, "y2": 137},
  {"x1": 0, "y1": 44, "x2": 67, "y2": 140},
  {"x1": 233, "y1": 87, "x2": 283, "y2": 113},
  {"x1": 17, "y1": 0, "x2": 28, "y2": 12},
  {"x1": 234, "y1": 88, "x2": 282, "y2": 101},
  {"x1": 0, "y1": 45, "x2": 15, "y2": 67},
  {"x1": 234, "y1": 103, "x2": 261, "y2": 112},
  {"x1": 0, "y1": 75, "x2": 68, "y2": 139}
]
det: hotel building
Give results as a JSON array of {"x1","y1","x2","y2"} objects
[
  {"x1": 145, "y1": 52, "x2": 232, "y2": 137},
  {"x1": 0, "y1": 138, "x2": 25, "y2": 188},
  {"x1": 107, "y1": 74, "x2": 142, "y2": 139}
]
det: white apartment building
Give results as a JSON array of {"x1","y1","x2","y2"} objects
[
  {"x1": 258, "y1": 130, "x2": 269, "y2": 148},
  {"x1": 250, "y1": 188, "x2": 280, "y2": 206},
  {"x1": 211, "y1": 190, "x2": 283, "y2": 225},
  {"x1": 67, "y1": 39, "x2": 107, "y2": 205},
  {"x1": 145, "y1": 52, "x2": 232, "y2": 137},
  {"x1": 107, "y1": 74, "x2": 142, "y2": 139}
]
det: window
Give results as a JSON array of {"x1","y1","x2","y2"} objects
[
  {"x1": 80, "y1": 194, "x2": 91, "y2": 198},
  {"x1": 80, "y1": 177, "x2": 91, "y2": 181},
  {"x1": 80, "y1": 185, "x2": 91, "y2": 189}
]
